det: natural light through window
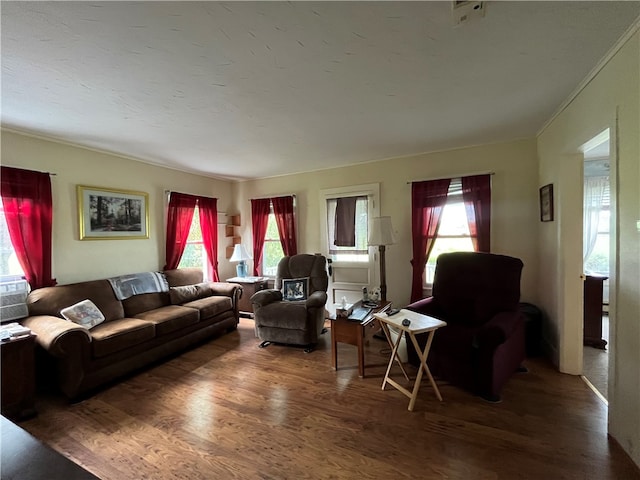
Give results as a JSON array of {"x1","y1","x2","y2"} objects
[
  {"x1": 425, "y1": 200, "x2": 474, "y2": 285},
  {"x1": 0, "y1": 201, "x2": 25, "y2": 278},
  {"x1": 262, "y1": 210, "x2": 285, "y2": 277},
  {"x1": 178, "y1": 206, "x2": 207, "y2": 272},
  {"x1": 326, "y1": 196, "x2": 369, "y2": 262}
]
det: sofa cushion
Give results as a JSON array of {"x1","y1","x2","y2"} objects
[
  {"x1": 90, "y1": 318, "x2": 155, "y2": 358},
  {"x1": 122, "y1": 292, "x2": 170, "y2": 317},
  {"x1": 181, "y1": 296, "x2": 233, "y2": 321},
  {"x1": 27, "y1": 279, "x2": 124, "y2": 321},
  {"x1": 60, "y1": 299, "x2": 105, "y2": 329},
  {"x1": 133, "y1": 305, "x2": 199, "y2": 336},
  {"x1": 168, "y1": 283, "x2": 213, "y2": 305}
]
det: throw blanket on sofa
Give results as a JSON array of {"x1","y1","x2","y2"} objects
[{"x1": 107, "y1": 272, "x2": 169, "y2": 301}]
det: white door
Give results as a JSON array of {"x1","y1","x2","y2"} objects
[{"x1": 319, "y1": 184, "x2": 380, "y2": 314}]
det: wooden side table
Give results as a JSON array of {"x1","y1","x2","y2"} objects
[
  {"x1": 1, "y1": 333, "x2": 37, "y2": 420},
  {"x1": 226, "y1": 277, "x2": 268, "y2": 317},
  {"x1": 375, "y1": 309, "x2": 446, "y2": 411},
  {"x1": 330, "y1": 301, "x2": 391, "y2": 377}
]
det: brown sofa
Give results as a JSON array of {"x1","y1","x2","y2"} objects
[{"x1": 22, "y1": 268, "x2": 242, "y2": 399}]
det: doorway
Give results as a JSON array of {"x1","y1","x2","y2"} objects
[{"x1": 581, "y1": 129, "x2": 612, "y2": 401}]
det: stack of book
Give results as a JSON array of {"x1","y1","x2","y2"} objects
[{"x1": 0, "y1": 322, "x2": 32, "y2": 341}]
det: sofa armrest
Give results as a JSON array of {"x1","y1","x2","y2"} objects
[
  {"x1": 251, "y1": 289, "x2": 282, "y2": 308},
  {"x1": 207, "y1": 282, "x2": 242, "y2": 298},
  {"x1": 473, "y1": 311, "x2": 523, "y2": 350},
  {"x1": 305, "y1": 291, "x2": 327, "y2": 309},
  {"x1": 22, "y1": 315, "x2": 92, "y2": 357}
]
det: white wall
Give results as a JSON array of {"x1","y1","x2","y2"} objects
[
  {"x1": 1, "y1": 130, "x2": 236, "y2": 283},
  {"x1": 537, "y1": 29, "x2": 639, "y2": 467},
  {"x1": 234, "y1": 138, "x2": 540, "y2": 309}
]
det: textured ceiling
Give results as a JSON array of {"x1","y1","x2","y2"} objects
[{"x1": 2, "y1": 2, "x2": 639, "y2": 180}]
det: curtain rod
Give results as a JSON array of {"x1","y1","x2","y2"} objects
[
  {"x1": 2, "y1": 165, "x2": 56, "y2": 176},
  {"x1": 406, "y1": 171, "x2": 495, "y2": 184},
  {"x1": 248, "y1": 193, "x2": 297, "y2": 201},
  {"x1": 164, "y1": 189, "x2": 216, "y2": 199}
]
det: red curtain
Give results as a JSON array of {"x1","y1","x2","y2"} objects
[
  {"x1": 410, "y1": 179, "x2": 451, "y2": 302},
  {"x1": 198, "y1": 196, "x2": 219, "y2": 281},
  {"x1": 164, "y1": 192, "x2": 197, "y2": 270},
  {"x1": 250, "y1": 198, "x2": 271, "y2": 276},
  {"x1": 272, "y1": 196, "x2": 297, "y2": 256},
  {"x1": 462, "y1": 174, "x2": 491, "y2": 253},
  {"x1": 0, "y1": 166, "x2": 56, "y2": 290}
]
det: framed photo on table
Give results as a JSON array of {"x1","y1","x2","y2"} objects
[
  {"x1": 539, "y1": 184, "x2": 554, "y2": 222},
  {"x1": 77, "y1": 185, "x2": 149, "y2": 240}
]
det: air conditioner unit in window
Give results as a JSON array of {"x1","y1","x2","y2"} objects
[{"x1": 0, "y1": 277, "x2": 29, "y2": 322}]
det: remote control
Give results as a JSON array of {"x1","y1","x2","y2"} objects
[
  {"x1": 386, "y1": 308, "x2": 400, "y2": 316},
  {"x1": 402, "y1": 318, "x2": 411, "y2": 327}
]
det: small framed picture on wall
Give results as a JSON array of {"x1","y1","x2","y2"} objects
[{"x1": 539, "y1": 184, "x2": 554, "y2": 222}]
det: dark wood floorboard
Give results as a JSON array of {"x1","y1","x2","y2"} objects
[{"x1": 17, "y1": 319, "x2": 640, "y2": 480}]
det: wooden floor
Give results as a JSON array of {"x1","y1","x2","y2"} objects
[{"x1": 18, "y1": 318, "x2": 639, "y2": 480}]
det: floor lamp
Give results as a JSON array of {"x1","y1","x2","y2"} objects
[{"x1": 368, "y1": 216, "x2": 396, "y2": 303}]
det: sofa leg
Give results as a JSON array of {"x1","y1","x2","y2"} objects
[
  {"x1": 258, "y1": 341, "x2": 271, "y2": 348},
  {"x1": 303, "y1": 344, "x2": 316, "y2": 353}
]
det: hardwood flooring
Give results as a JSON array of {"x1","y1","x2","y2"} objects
[{"x1": 18, "y1": 319, "x2": 639, "y2": 479}]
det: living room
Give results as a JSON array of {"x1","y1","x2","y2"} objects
[{"x1": 1, "y1": 2, "x2": 639, "y2": 478}]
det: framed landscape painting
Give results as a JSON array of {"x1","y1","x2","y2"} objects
[{"x1": 77, "y1": 185, "x2": 149, "y2": 240}]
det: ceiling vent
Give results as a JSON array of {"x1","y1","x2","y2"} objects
[{"x1": 452, "y1": 1, "x2": 486, "y2": 26}]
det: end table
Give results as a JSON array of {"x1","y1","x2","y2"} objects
[
  {"x1": 1, "y1": 333, "x2": 37, "y2": 420},
  {"x1": 226, "y1": 276, "x2": 268, "y2": 317}
]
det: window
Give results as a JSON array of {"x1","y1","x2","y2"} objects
[
  {"x1": 584, "y1": 180, "x2": 610, "y2": 276},
  {"x1": 262, "y1": 206, "x2": 285, "y2": 276},
  {"x1": 326, "y1": 196, "x2": 369, "y2": 262},
  {"x1": 0, "y1": 200, "x2": 25, "y2": 277},
  {"x1": 177, "y1": 206, "x2": 207, "y2": 272},
  {"x1": 425, "y1": 179, "x2": 474, "y2": 284}
]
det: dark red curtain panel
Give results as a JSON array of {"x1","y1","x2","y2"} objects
[
  {"x1": 0, "y1": 166, "x2": 56, "y2": 290},
  {"x1": 164, "y1": 192, "x2": 197, "y2": 270},
  {"x1": 334, "y1": 197, "x2": 357, "y2": 247},
  {"x1": 272, "y1": 196, "x2": 297, "y2": 256},
  {"x1": 250, "y1": 198, "x2": 271, "y2": 276},
  {"x1": 461, "y1": 174, "x2": 491, "y2": 253},
  {"x1": 198, "y1": 196, "x2": 219, "y2": 281},
  {"x1": 410, "y1": 179, "x2": 451, "y2": 302}
]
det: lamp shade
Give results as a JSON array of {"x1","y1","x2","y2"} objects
[
  {"x1": 229, "y1": 244, "x2": 252, "y2": 262},
  {"x1": 368, "y1": 216, "x2": 396, "y2": 246}
]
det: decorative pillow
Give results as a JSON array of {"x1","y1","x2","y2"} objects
[
  {"x1": 60, "y1": 299, "x2": 105, "y2": 329},
  {"x1": 281, "y1": 277, "x2": 309, "y2": 301}
]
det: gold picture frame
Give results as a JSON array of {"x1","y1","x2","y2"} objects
[{"x1": 77, "y1": 185, "x2": 149, "y2": 240}]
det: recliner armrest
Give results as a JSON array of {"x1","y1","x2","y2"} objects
[
  {"x1": 406, "y1": 296, "x2": 442, "y2": 317},
  {"x1": 473, "y1": 311, "x2": 523, "y2": 350},
  {"x1": 305, "y1": 291, "x2": 327, "y2": 309},
  {"x1": 250, "y1": 289, "x2": 283, "y2": 308}
]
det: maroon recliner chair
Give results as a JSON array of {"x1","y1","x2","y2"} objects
[{"x1": 406, "y1": 251, "x2": 526, "y2": 402}]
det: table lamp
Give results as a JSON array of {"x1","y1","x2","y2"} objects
[
  {"x1": 229, "y1": 244, "x2": 252, "y2": 278},
  {"x1": 368, "y1": 216, "x2": 396, "y2": 302}
]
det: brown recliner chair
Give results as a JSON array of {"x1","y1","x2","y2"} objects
[
  {"x1": 406, "y1": 251, "x2": 526, "y2": 402},
  {"x1": 251, "y1": 254, "x2": 328, "y2": 353}
]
